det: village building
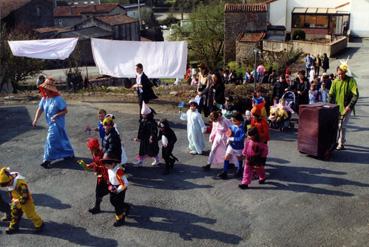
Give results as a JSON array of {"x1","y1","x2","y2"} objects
[{"x1": 0, "y1": 0, "x2": 54, "y2": 29}]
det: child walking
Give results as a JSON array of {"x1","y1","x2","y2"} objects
[
  {"x1": 217, "y1": 112, "x2": 245, "y2": 179},
  {"x1": 182, "y1": 100, "x2": 206, "y2": 155},
  {"x1": 102, "y1": 156, "x2": 129, "y2": 227},
  {"x1": 78, "y1": 138, "x2": 109, "y2": 214},
  {"x1": 102, "y1": 117, "x2": 122, "y2": 163},
  {"x1": 203, "y1": 111, "x2": 231, "y2": 171},
  {"x1": 0, "y1": 167, "x2": 44, "y2": 234},
  {"x1": 239, "y1": 127, "x2": 268, "y2": 189},
  {"x1": 158, "y1": 119, "x2": 178, "y2": 175},
  {"x1": 134, "y1": 102, "x2": 160, "y2": 166}
]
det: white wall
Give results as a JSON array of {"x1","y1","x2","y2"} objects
[
  {"x1": 269, "y1": 0, "x2": 287, "y2": 26},
  {"x1": 350, "y1": 0, "x2": 369, "y2": 37}
]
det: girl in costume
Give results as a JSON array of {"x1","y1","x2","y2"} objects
[
  {"x1": 181, "y1": 100, "x2": 207, "y2": 155},
  {"x1": 102, "y1": 156, "x2": 130, "y2": 227},
  {"x1": 217, "y1": 112, "x2": 245, "y2": 179},
  {"x1": 78, "y1": 138, "x2": 109, "y2": 214},
  {"x1": 203, "y1": 111, "x2": 231, "y2": 171},
  {"x1": 32, "y1": 78, "x2": 74, "y2": 169},
  {"x1": 134, "y1": 102, "x2": 160, "y2": 166},
  {"x1": 158, "y1": 119, "x2": 178, "y2": 175},
  {"x1": 239, "y1": 127, "x2": 268, "y2": 189},
  {"x1": 251, "y1": 106, "x2": 270, "y2": 144},
  {"x1": 0, "y1": 167, "x2": 44, "y2": 234}
]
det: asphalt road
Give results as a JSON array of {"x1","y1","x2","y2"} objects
[{"x1": 1, "y1": 41, "x2": 369, "y2": 246}]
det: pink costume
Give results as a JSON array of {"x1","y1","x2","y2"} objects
[
  {"x1": 241, "y1": 138, "x2": 268, "y2": 185},
  {"x1": 208, "y1": 117, "x2": 231, "y2": 167}
]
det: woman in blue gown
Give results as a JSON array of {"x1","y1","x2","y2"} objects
[{"x1": 32, "y1": 78, "x2": 74, "y2": 168}]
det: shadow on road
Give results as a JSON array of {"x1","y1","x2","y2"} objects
[
  {"x1": 17, "y1": 221, "x2": 118, "y2": 247},
  {"x1": 126, "y1": 163, "x2": 213, "y2": 191},
  {"x1": 32, "y1": 193, "x2": 71, "y2": 210},
  {"x1": 263, "y1": 159, "x2": 369, "y2": 196},
  {"x1": 125, "y1": 204, "x2": 243, "y2": 244},
  {"x1": 47, "y1": 157, "x2": 92, "y2": 170},
  {"x1": 330, "y1": 147, "x2": 369, "y2": 164},
  {"x1": 0, "y1": 106, "x2": 39, "y2": 145}
]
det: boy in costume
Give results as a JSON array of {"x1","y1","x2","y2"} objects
[
  {"x1": 0, "y1": 167, "x2": 44, "y2": 234},
  {"x1": 102, "y1": 156, "x2": 129, "y2": 227},
  {"x1": 78, "y1": 138, "x2": 109, "y2": 214},
  {"x1": 158, "y1": 119, "x2": 178, "y2": 175},
  {"x1": 102, "y1": 117, "x2": 122, "y2": 163}
]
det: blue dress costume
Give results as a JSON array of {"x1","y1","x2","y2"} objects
[{"x1": 39, "y1": 96, "x2": 74, "y2": 161}]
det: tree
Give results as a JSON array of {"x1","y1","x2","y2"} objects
[
  {"x1": 0, "y1": 26, "x2": 44, "y2": 93},
  {"x1": 170, "y1": 2, "x2": 224, "y2": 69}
]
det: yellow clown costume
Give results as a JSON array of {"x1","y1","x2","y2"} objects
[{"x1": 0, "y1": 167, "x2": 43, "y2": 234}]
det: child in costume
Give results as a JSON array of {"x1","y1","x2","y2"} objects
[
  {"x1": 217, "y1": 112, "x2": 245, "y2": 179},
  {"x1": 0, "y1": 167, "x2": 44, "y2": 234},
  {"x1": 102, "y1": 156, "x2": 129, "y2": 227},
  {"x1": 78, "y1": 138, "x2": 109, "y2": 214},
  {"x1": 134, "y1": 102, "x2": 160, "y2": 166},
  {"x1": 95, "y1": 109, "x2": 107, "y2": 143},
  {"x1": 252, "y1": 86, "x2": 267, "y2": 119},
  {"x1": 102, "y1": 117, "x2": 122, "y2": 163},
  {"x1": 181, "y1": 100, "x2": 207, "y2": 155},
  {"x1": 251, "y1": 106, "x2": 270, "y2": 144},
  {"x1": 0, "y1": 193, "x2": 11, "y2": 222},
  {"x1": 203, "y1": 111, "x2": 231, "y2": 171},
  {"x1": 239, "y1": 127, "x2": 268, "y2": 189},
  {"x1": 158, "y1": 119, "x2": 178, "y2": 175}
]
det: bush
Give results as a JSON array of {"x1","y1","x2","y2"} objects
[{"x1": 293, "y1": 30, "x2": 306, "y2": 40}]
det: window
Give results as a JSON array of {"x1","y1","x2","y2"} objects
[
  {"x1": 316, "y1": 16, "x2": 328, "y2": 28},
  {"x1": 304, "y1": 15, "x2": 317, "y2": 28},
  {"x1": 292, "y1": 15, "x2": 304, "y2": 28}
]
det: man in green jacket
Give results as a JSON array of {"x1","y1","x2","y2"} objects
[{"x1": 329, "y1": 64, "x2": 359, "y2": 150}]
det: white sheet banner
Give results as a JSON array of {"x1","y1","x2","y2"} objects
[
  {"x1": 91, "y1": 38, "x2": 188, "y2": 78},
  {"x1": 8, "y1": 38, "x2": 78, "y2": 60}
]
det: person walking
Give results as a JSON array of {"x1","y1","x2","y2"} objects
[
  {"x1": 329, "y1": 63, "x2": 359, "y2": 150},
  {"x1": 132, "y1": 63, "x2": 158, "y2": 117},
  {"x1": 32, "y1": 78, "x2": 74, "y2": 169}
]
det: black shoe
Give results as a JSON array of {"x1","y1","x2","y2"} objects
[
  {"x1": 34, "y1": 222, "x2": 45, "y2": 233},
  {"x1": 88, "y1": 207, "x2": 101, "y2": 214},
  {"x1": 40, "y1": 161, "x2": 51, "y2": 169},
  {"x1": 5, "y1": 227, "x2": 19, "y2": 235},
  {"x1": 259, "y1": 179, "x2": 266, "y2": 184},
  {"x1": 113, "y1": 217, "x2": 125, "y2": 227},
  {"x1": 217, "y1": 172, "x2": 228, "y2": 180},
  {"x1": 238, "y1": 184, "x2": 248, "y2": 190},
  {"x1": 202, "y1": 164, "x2": 211, "y2": 171}
]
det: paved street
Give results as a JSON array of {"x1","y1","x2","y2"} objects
[{"x1": 0, "y1": 41, "x2": 369, "y2": 246}]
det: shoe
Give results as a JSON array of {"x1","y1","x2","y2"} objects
[
  {"x1": 189, "y1": 150, "x2": 197, "y2": 155},
  {"x1": 88, "y1": 207, "x2": 101, "y2": 214},
  {"x1": 202, "y1": 164, "x2": 211, "y2": 171},
  {"x1": 238, "y1": 184, "x2": 249, "y2": 190},
  {"x1": 217, "y1": 172, "x2": 228, "y2": 180},
  {"x1": 5, "y1": 227, "x2": 19, "y2": 235},
  {"x1": 151, "y1": 159, "x2": 160, "y2": 166},
  {"x1": 259, "y1": 179, "x2": 266, "y2": 184},
  {"x1": 113, "y1": 217, "x2": 125, "y2": 227},
  {"x1": 40, "y1": 161, "x2": 51, "y2": 169},
  {"x1": 1, "y1": 214, "x2": 11, "y2": 222},
  {"x1": 336, "y1": 145, "x2": 345, "y2": 151},
  {"x1": 34, "y1": 222, "x2": 45, "y2": 233},
  {"x1": 133, "y1": 160, "x2": 143, "y2": 166}
]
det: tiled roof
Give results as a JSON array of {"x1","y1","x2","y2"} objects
[
  {"x1": 238, "y1": 32, "x2": 266, "y2": 42},
  {"x1": 96, "y1": 14, "x2": 137, "y2": 26},
  {"x1": 224, "y1": 3, "x2": 268, "y2": 13},
  {"x1": 34, "y1": 27, "x2": 70, "y2": 33},
  {"x1": 54, "y1": 3, "x2": 122, "y2": 17},
  {"x1": 0, "y1": 0, "x2": 31, "y2": 19}
]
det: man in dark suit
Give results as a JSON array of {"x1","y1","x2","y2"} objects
[{"x1": 132, "y1": 63, "x2": 158, "y2": 116}]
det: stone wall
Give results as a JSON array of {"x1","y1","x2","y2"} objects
[
  {"x1": 236, "y1": 41, "x2": 261, "y2": 66},
  {"x1": 224, "y1": 12, "x2": 267, "y2": 63},
  {"x1": 262, "y1": 37, "x2": 347, "y2": 57}
]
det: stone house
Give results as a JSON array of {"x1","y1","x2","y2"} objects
[
  {"x1": 224, "y1": 3, "x2": 268, "y2": 64},
  {"x1": 0, "y1": 0, "x2": 54, "y2": 29},
  {"x1": 235, "y1": 32, "x2": 265, "y2": 66},
  {"x1": 54, "y1": 3, "x2": 127, "y2": 27}
]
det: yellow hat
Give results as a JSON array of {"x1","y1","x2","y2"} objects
[
  {"x1": 103, "y1": 117, "x2": 114, "y2": 126},
  {"x1": 0, "y1": 167, "x2": 11, "y2": 185}
]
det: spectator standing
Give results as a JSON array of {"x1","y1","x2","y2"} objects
[{"x1": 322, "y1": 53, "x2": 330, "y2": 73}]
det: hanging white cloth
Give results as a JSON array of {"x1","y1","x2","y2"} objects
[
  {"x1": 91, "y1": 38, "x2": 188, "y2": 78},
  {"x1": 8, "y1": 38, "x2": 78, "y2": 60}
]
